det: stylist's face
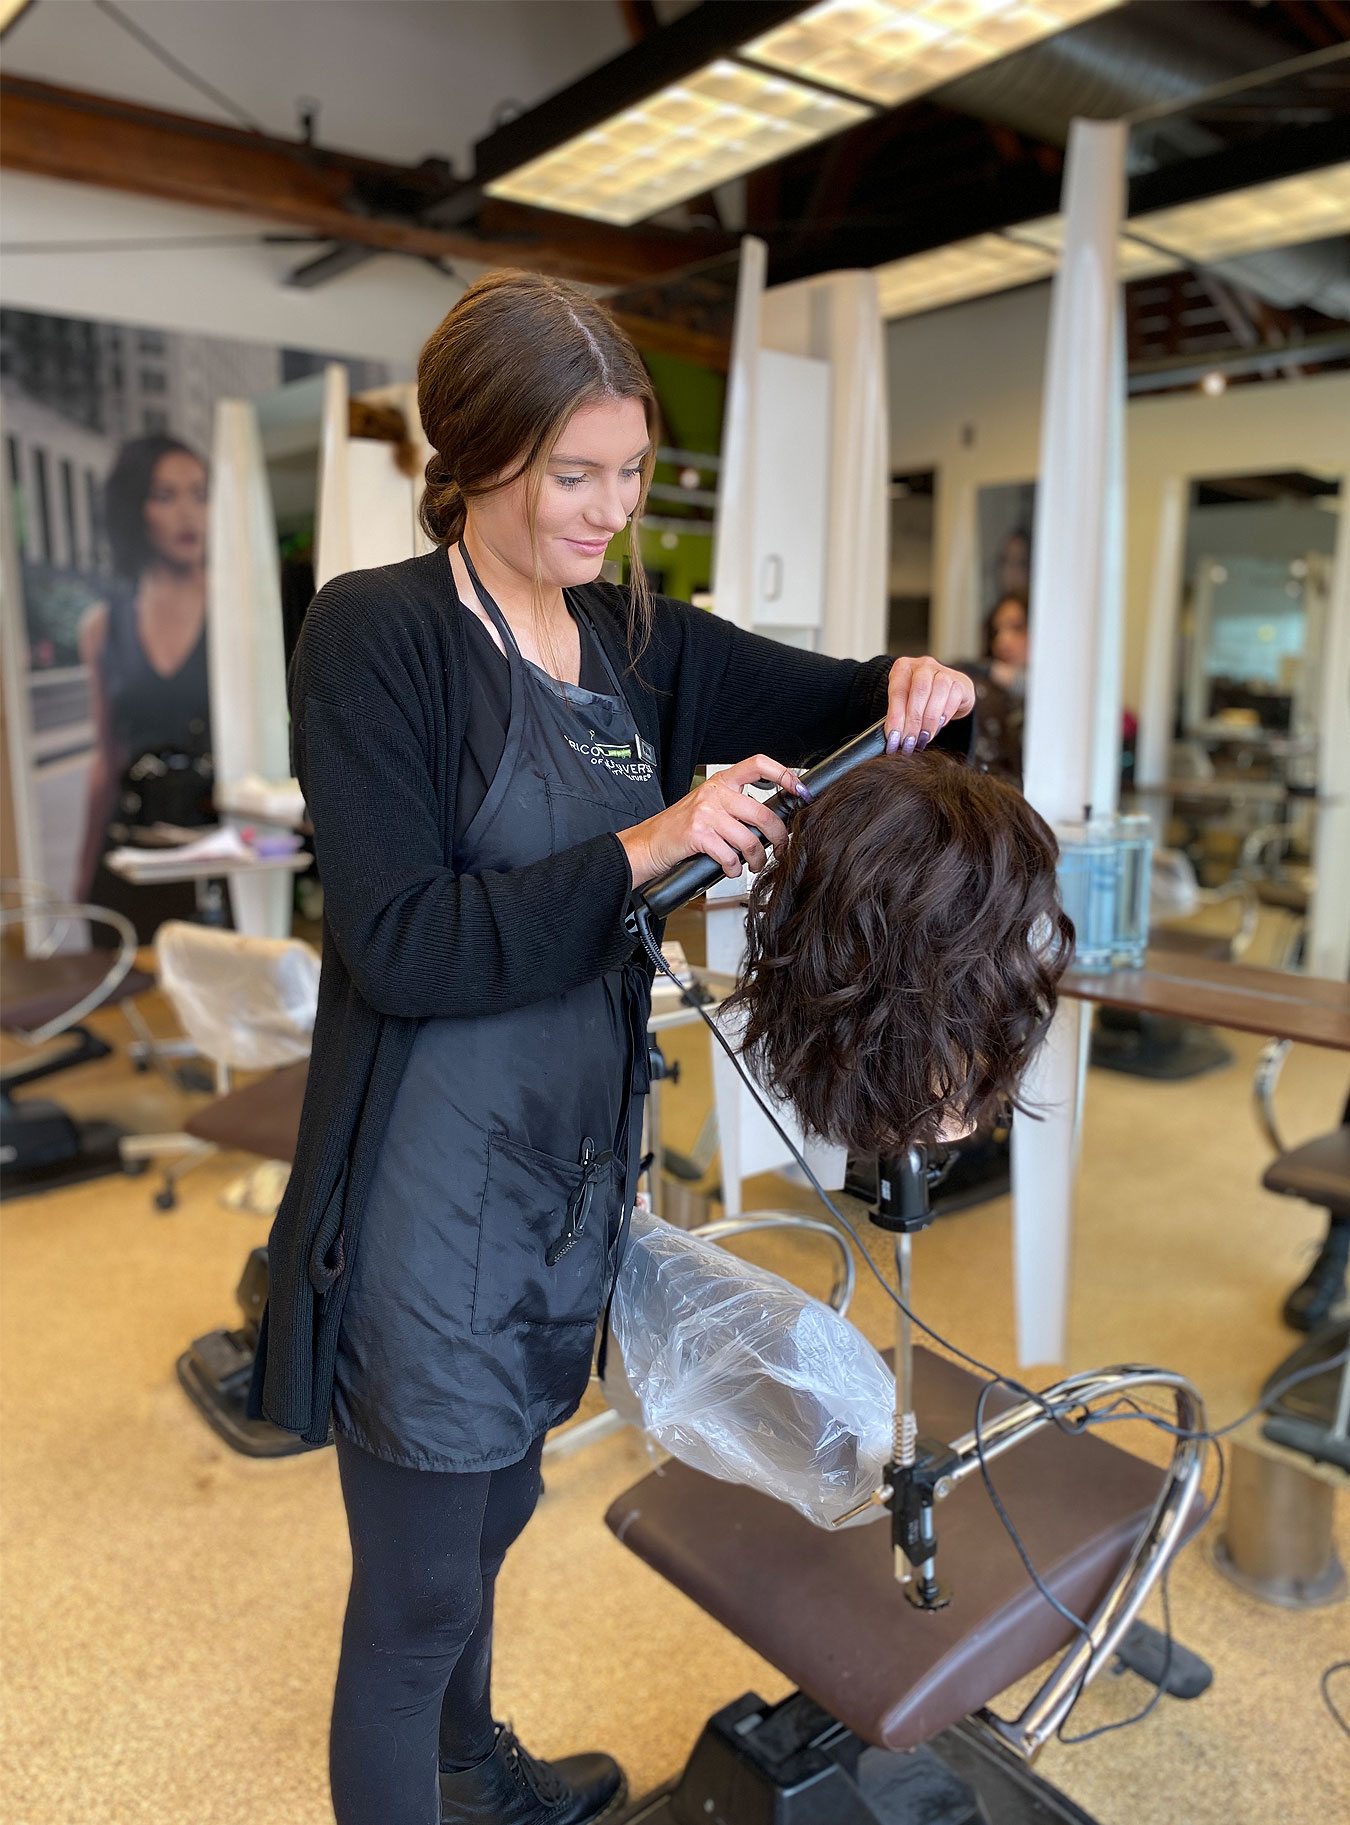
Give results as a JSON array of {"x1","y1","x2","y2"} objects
[
  {"x1": 143, "y1": 451, "x2": 208, "y2": 569},
  {"x1": 477, "y1": 396, "x2": 649, "y2": 587}
]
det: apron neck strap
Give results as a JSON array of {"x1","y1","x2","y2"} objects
[{"x1": 457, "y1": 539, "x2": 522, "y2": 660}]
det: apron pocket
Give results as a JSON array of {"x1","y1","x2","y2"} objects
[{"x1": 471, "y1": 1132, "x2": 615, "y2": 1335}]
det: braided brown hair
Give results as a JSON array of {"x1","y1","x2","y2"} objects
[{"x1": 417, "y1": 271, "x2": 660, "y2": 653}]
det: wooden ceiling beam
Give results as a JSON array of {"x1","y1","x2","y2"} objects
[{"x1": 0, "y1": 75, "x2": 730, "y2": 287}]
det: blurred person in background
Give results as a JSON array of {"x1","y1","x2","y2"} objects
[
  {"x1": 954, "y1": 593, "x2": 1028, "y2": 783},
  {"x1": 76, "y1": 434, "x2": 213, "y2": 939}
]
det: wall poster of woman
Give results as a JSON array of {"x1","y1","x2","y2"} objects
[{"x1": 0, "y1": 306, "x2": 389, "y2": 945}]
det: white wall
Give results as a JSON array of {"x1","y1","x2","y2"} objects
[
  {"x1": 885, "y1": 282, "x2": 1350, "y2": 709},
  {"x1": 0, "y1": 173, "x2": 464, "y2": 371},
  {"x1": 3, "y1": 0, "x2": 628, "y2": 175}
]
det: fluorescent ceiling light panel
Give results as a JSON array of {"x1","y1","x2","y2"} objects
[
  {"x1": 875, "y1": 232, "x2": 1057, "y2": 318},
  {"x1": 746, "y1": 0, "x2": 1124, "y2": 109},
  {"x1": 1133, "y1": 161, "x2": 1350, "y2": 265},
  {"x1": 877, "y1": 163, "x2": 1350, "y2": 321},
  {"x1": 483, "y1": 59, "x2": 869, "y2": 226},
  {"x1": 1009, "y1": 217, "x2": 1180, "y2": 280}
]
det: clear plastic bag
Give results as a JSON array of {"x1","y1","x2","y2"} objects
[
  {"x1": 155, "y1": 921, "x2": 319, "y2": 1070},
  {"x1": 604, "y1": 1210, "x2": 894, "y2": 1529}
]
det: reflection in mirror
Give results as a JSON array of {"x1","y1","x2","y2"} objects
[{"x1": 1165, "y1": 470, "x2": 1342, "y2": 969}]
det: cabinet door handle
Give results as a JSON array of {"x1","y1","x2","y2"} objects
[{"x1": 761, "y1": 554, "x2": 783, "y2": 602}]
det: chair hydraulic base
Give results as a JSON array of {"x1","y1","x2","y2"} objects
[
  {"x1": 619, "y1": 1692, "x2": 1102, "y2": 1825},
  {"x1": 0, "y1": 1091, "x2": 136, "y2": 1198},
  {"x1": 1089, "y1": 1010, "x2": 1232, "y2": 1081},
  {"x1": 176, "y1": 1246, "x2": 330, "y2": 1459},
  {"x1": 175, "y1": 1340, "x2": 326, "y2": 1458}
]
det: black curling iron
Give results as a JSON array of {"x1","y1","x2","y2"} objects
[{"x1": 626, "y1": 716, "x2": 889, "y2": 933}]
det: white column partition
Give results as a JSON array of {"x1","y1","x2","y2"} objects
[
  {"x1": 710, "y1": 237, "x2": 767, "y2": 634},
  {"x1": 207, "y1": 399, "x2": 293, "y2": 938},
  {"x1": 314, "y1": 364, "x2": 353, "y2": 592},
  {"x1": 1309, "y1": 482, "x2": 1350, "y2": 982},
  {"x1": 1012, "y1": 119, "x2": 1128, "y2": 1367},
  {"x1": 1135, "y1": 476, "x2": 1188, "y2": 794}
]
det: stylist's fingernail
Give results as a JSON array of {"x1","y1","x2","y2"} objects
[
  {"x1": 886, "y1": 731, "x2": 901, "y2": 755},
  {"x1": 916, "y1": 731, "x2": 931, "y2": 751},
  {"x1": 796, "y1": 780, "x2": 813, "y2": 800},
  {"x1": 902, "y1": 735, "x2": 917, "y2": 756},
  {"x1": 938, "y1": 715, "x2": 948, "y2": 728}
]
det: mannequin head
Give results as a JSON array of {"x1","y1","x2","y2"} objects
[
  {"x1": 726, "y1": 752, "x2": 1071, "y2": 1155},
  {"x1": 417, "y1": 272, "x2": 659, "y2": 644}
]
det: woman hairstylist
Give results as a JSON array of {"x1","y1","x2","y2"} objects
[{"x1": 251, "y1": 272, "x2": 975, "y2": 1825}]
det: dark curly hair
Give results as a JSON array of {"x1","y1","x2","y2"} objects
[{"x1": 723, "y1": 751, "x2": 1073, "y2": 1155}]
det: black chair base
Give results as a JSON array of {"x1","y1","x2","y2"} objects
[
  {"x1": 1090, "y1": 1011, "x2": 1232, "y2": 1081},
  {"x1": 619, "y1": 1692, "x2": 1100, "y2": 1825},
  {"x1": 1261, "y1": 1320, "x2": 1350, "y2": 1472},
  {"x1": 0, "y1": 1093, "x2": 134, "y2": 1199},
  {"x1": 176, "y1": 1336, "x2": 329, "y2": 1459}
]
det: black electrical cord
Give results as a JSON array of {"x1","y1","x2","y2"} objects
[
  {"x1": 93, "y1": 0, "x2": 267, "y2": 133},
  {"x1": 634, "y1": 909, "x2": 1347, "y2": 1743},
  {"x1": 1321, "y1": 1661, "x2": 1350, "y2": 1740}
]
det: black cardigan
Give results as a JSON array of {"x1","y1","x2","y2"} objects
[{"x1": 253, "y1": 550, "x2": 892, "y2": 1442}]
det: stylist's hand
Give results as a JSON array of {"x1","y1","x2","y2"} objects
[
  {"x1": 617, "y1": 754, "x2": 805, "y2": 888},
  {"x1": 884, "y1": 656, "x2": 976, "y2": 755}
]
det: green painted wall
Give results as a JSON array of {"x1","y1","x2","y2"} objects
[{"x1": 606, "y1": 346, "x2": 725, "y2": 606}]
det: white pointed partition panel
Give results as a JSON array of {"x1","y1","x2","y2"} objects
[
  {"x1": 1012, "y1": 118, "x2": 1128, "y2": 1367},
  {"x1": 207, "y1": 399, "x2": 293, "y2": 938},
  {"x1": 315, "y1": 367, "x2": 434, "y2": 590},
  {"x1": 705, "y1": 242, "x2": 883, "y2": 1214}
]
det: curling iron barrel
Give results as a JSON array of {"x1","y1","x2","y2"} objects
[{"x1": 627, "y1": 717, "x2": 890, "y2": 931}]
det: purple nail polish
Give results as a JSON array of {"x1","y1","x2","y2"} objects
[
  {"x1": 796, "y1": 780, "x2": 813, "y2": 800},
  {"x1": 916, "y1": 731, "x2": 931, "y2": 751},
  {"x1": 938, "y1": 715, "x2": 947, "y2": 728},
  {"x1": 886, "y1": 731, "x2": 901, "y2": 755},
  {"x1": 902, "y1": 735, "x2": 917, "y2": 756}
]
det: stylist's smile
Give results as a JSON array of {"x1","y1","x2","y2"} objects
[{"x1": 565, "y1": 536, "x2": 612, "y2": 556}]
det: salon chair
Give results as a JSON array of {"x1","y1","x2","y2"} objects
[
  {"x1": 1, "y1": 884, "x2": 156, "y2": 1196},
  {"x1": 607, "y1": 1343, "x2": 1208, "y2": 1825},
  {"x1": 1254, "y1": 1055, "x2": 1350, "y2": 1334}
]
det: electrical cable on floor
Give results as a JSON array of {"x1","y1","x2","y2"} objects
[
  {"x1": 635, "y1": 912, "x2": 1346, "y2": 1741},
  {"x1": 92, "y1": 0, "x2": 267, "y2": 133},
  {"x1": 1320, "y1": 1661, "x2": 1350, "y2": 1739}
]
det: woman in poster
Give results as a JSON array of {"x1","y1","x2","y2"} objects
[{"x1": 76, "y1": 433, "x2": 214, "y2": 940}]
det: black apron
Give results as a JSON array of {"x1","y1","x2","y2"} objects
[{"x1": 331, "y1": 551, "x2": 665, "y2": 1471}]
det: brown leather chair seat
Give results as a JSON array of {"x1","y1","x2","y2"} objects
[
  {"x1": 606, "y1": 1346, "x2": 1167, "y2": 1753},
  {"x1": 1, "y1": 953, "x2": 156, "y2": 1034},
  {"x1": 185, "y1": 1059, "x2": 309, "y2": 1165},
  {"x1": 1262, "y1": 1127, "x2": 1350, "y2": 1215}
]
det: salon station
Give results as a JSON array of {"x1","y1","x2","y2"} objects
[{"x1": 2, "y1": 4, "x2": 1349, "y2": 1824}]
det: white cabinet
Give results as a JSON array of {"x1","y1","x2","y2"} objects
[{"x1": 750, "y1": 349, "x2": 830, "y2": 647}]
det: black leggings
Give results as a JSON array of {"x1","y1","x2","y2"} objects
[{"x1": 331, "y1": 1431, "x2": 547, "y2": 1825}]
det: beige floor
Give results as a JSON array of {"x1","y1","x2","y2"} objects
[{"x1": 3, "y1": 949, "x2": 1349, "y2": 1825}]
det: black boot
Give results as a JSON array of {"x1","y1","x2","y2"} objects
[
  {"x1": 440, "y1": 1726, "x2": 626, "y2": 1825},
  {"x1": 1282, "y1": 1217, "x2": 1350, "y2": 1332}
]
